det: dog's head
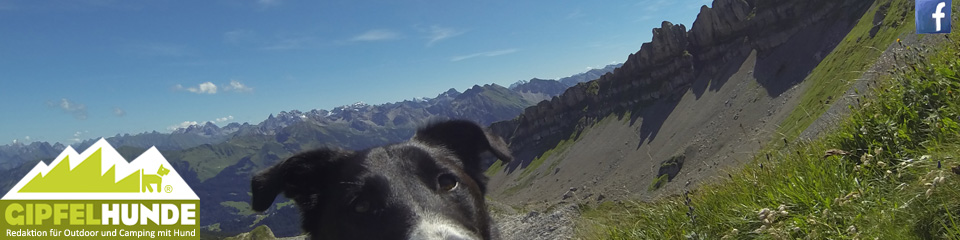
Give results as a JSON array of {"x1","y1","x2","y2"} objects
[
  {"x1": 156, "y1": 164, "x2": 170, "y2": 176},
  {"x1": 251, "y1": 120, "x2": 512, "y2": 240}
]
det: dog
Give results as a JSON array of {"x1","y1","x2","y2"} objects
[
  {"x1": 142, "y1": 164, "x2": 170, "y2": 193},
  {"x1": 251, "y1": 120, "x2": 513, "y2": 240}
]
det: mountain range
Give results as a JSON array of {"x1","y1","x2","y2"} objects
[
  {"x1": 214, "y1": 0, "x2": 960, "y2": 238},
  {"x1": 0, "y1": 0, "x2": 900, "y2": 237},
  {"x1": 0, "y1": 64, "x2": 618, "y2": 237}
]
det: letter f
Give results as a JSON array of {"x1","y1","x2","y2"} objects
[{"x1": 934, "y1": 2, "x2": 947, "y2": 31}]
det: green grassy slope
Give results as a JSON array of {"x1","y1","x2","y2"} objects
[
  {"x1": 579, "y1": 2, "x2": 960, "y2": 238},
  {"x1": 775, "y1": 0, "x2": 915, "y2": 143}
]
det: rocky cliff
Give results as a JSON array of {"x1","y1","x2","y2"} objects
[{"x1": 490, "y1": 0, "x2": 874, "y2": 163}]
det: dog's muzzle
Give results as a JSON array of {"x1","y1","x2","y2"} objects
[{"x1": 408, "y1": 218, "x2": 480, "y2": 240}]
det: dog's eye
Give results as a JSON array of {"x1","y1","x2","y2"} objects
[
  {"x1": 437, "y1": 174, "x2": 459, "y2": 192},
  {"x1": 353, "y1": 200, "x2": 370, "y2": 213}
]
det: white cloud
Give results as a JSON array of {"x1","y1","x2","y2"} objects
[
  {"x1": 113, "y1": 107, "x2": 126, "y2": 117},
  {"x1": 24, "y1": 136, "x2": 30, "y2": 141},
  {"x1": 195, "y1": 82, "x2": 218, "y2": 94},
  {"x1": 224, "y1": 80, "x2": 254, "y2": 93},
  {"x1": 47, "y1": 98, "x2": 88, "y2": 120},
  {"x1": 351, "y1": 29, "x2": 401, "y2": 42},
  {"x1": 451, "y1": 49, "x2": 519, "y2": 62},
  {"x1": 175, "y1": 82, "x2": 218, "y2": 94},
  {"x1": 69, "y1": 131, "x2": 88, "y2": 143},
  {"x1": 12, "y1": 139, "x2": 17, "y2": 144},
  {"x1": 214, "y1": 115, "x2": 234, "y2": 123},
  {"x1": 175, "y1": 81, "x2": 253, "y2": 94},
  {"x1": 426, "y1": 26, "x2": 465, "y2": 46},
  {"x1": 168, "y1": 121, "x2": 199, "y2": 131}
]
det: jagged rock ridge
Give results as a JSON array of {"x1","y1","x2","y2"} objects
[{"x1": 491, "y1": 0, "x2": 874, "y2": 163}]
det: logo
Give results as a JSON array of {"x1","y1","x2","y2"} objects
[
  {"x1": 1, "y1": 139, "x2": 199, "y2": 239},
  {"x1": 917, "y1": 0, "x2": 952, "y2": 34}
]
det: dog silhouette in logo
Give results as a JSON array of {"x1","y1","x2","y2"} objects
[{"x1": 142, "y1": 165, "x2": 171, "y2": 193}]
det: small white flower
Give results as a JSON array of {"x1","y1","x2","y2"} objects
[
  {"x1": 847, "y1": 225, "x2": 858, "y2": 235},
  {"x1": 758, "y1": 208, "x2": 771, "y2": 218}
]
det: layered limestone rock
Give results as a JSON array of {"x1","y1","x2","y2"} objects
[{"x1": 490, "y1": 0, "x2": 874, "y2": 158}]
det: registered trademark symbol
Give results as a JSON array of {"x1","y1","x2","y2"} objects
[{"x1": 164, "y1": 185, "x2": 173, "y2": 193}]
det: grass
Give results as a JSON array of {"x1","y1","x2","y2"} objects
[
  {"x1": 648, "y1": 155, "x2": 685, "y2": 191},
  {"x1": 477, "y1": 84, "x2": 536, "y2": 108},
  {"x1": 518, "y1": 136, "x2": 576, "y2": 179},
  {"x1": 514, "y1": 112, "x2": 623, "y2": 180},
  {"x1": 220, "y1": 201, "x2": 257, "y2": 216},
  {"x1": 588, "y1": 81, "x2": 601, "y2": 96},
  {"x1": 774, "y1": 0, "x2": 915, "y2": 144},
  {"x1": 579, "y1": 21, "x2": 960, "y2": 239},
  {"x1": 223, "y1": 225, "x2": 275, "y2": 240},
  {"x1": 169, "y1": 141, "x2": 261, "y2": 182},
  {"x1": 500, "y1": 116, "x2": 599, "y2": 196},
  {"x1": 485, "y1": 156, "x2": 519, "y2": 177},
  {"x1": 648, "y1": 174, "x2": 669, "y2": 191},
  {"x1": 485, "y1": 160, "x2": 506, "y2": 176},
  {"x1": 501, "y1": 138, "x2": 575, "y2": 196},
  {"x1": 276, "y1": 199, "x2": 296, "y2": 209}
]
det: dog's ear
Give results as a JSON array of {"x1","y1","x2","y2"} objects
[
  {"x1": 414, "y1": 120, "x2": 513, "y2": 177},
  {"x1": 251, "y1": 149, "x2": 344, "y2": 212}
]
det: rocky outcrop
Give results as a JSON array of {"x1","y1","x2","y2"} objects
[{"x1": 491, "y1": 0, "x2": 874, "y2": 161}]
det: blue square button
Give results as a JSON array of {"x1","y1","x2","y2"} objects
[{"x1": 917, "y1": 0, "x2": 952, "y2": 34}]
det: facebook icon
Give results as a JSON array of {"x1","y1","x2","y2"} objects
[{"x1": 917, "y1": 0, "x2": 952, "y2": 34}]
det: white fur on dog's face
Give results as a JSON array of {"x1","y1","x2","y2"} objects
[{"x1": 408, "y1": 213, "x2": 480, "y2": 240}]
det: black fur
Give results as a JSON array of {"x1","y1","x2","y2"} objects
[{"x1": 251, "y1": 120, "x2": 512, "y2": 240}]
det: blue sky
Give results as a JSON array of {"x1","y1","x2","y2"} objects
[{"x1": 0, "y1": 0, "x2": 709, "y2": 144}]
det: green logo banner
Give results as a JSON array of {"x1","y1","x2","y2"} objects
[{"x1": 1, "y1": 139, "x2": 200, "y2": 239}]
